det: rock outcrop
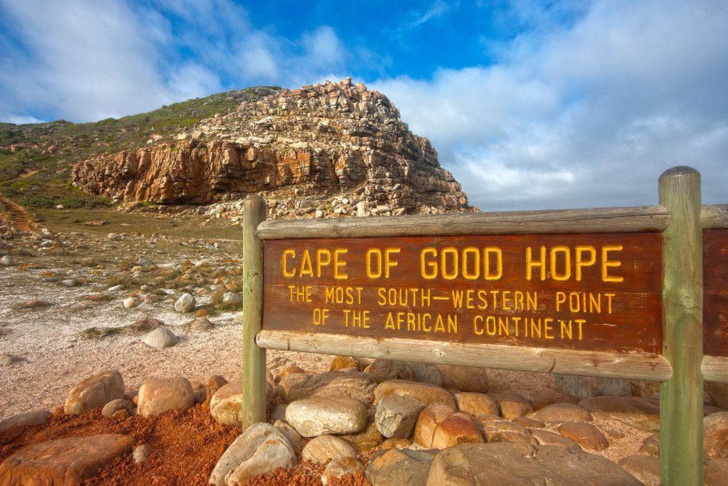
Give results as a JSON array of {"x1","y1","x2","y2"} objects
[{"x1": 71, "y1": 78, "x2": 469, "y2": 217}]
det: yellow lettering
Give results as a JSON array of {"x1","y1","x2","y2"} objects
[{"x1": 602, "y1": 245, "x2": 624, "y2": 282}]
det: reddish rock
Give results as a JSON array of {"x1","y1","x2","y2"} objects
[
  {"x1": 558, "y1": 421, "x2": 610, "y2": 451},
  {"x1": 431, "y1": 412, "x2": 484, "y2": 449},
  {"x1": 0, "y1": 434, "x2": 133, "y2": 484}
]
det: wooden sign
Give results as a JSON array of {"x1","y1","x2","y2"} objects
[
  {"x1": 263, "y1": 233, "x2": 663, "y2": 354},
  {"x1": 705, "y1": 228, "x2": 728, "y2": 358}
]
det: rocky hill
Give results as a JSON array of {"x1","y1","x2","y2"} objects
[{"x1": 70, "y1": 78, "x2": 469, "y2": 219}]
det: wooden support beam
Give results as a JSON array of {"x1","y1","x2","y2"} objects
[
  {"x1": 257, "y1": 205, "x2": 670, "y2": 240},
  {"x1": 659, "y1": 166, "x2": 704, "y2": 485},
  {"x1": 241, "y1": 195, "x2": 266, "y2": 430},
  {"x1": 256, "y1": 330, "x2": 672, "y2": 382}
]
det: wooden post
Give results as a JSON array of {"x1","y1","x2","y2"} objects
[
  {"x1": 242, "y1": 195, "x2": 266, "y2": 430},
  {"x1": 659, "y1": 166, "x2": 703, "y2": 485}
]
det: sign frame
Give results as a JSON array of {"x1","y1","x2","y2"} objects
[{"x1": 242, "y1": 167, "x2": 728, "y2": 485}]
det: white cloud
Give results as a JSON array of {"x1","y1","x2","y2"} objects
[{"x1": 373, "y1": 0, "x2": 728, "y2": 210}]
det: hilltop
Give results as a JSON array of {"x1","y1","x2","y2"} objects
[{"x1": 1, "y1": 79, "x2": 469, "y2": 220}]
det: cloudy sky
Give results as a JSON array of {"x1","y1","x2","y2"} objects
[{"x1": 1, "y1": 0, "x2": 726, "y2": 211}]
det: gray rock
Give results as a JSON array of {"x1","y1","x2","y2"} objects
[
  {"x1": 364, "y1": 359, "x2": 417, "y2": 383},
  {"x1": 376, "y1": 394, "x2": 427, "y2": 438},
  {"x1": 137, "y1": 377, "x2": 194, "y2": 417},
  {"x1": 209, "y1": 423, "x2": 296, "y2": 486},
  {"x1": 283, "y1": 370, "x2": 377, "y2": 405},
  {"x1": 366, "y1": 448, "x2": 436, "y2": 486},
  {"x1": 301, "y1": 435, "x2": 358, "y2": 464},
  {"x1": 705, "y1": 411, "x2": 728, "y2": 458},
  {"x1": 555, "y1": 375, "x2": 632, "y2": 398},
  {"x1": 0, "y1": 409, "x2": 52, "y2": 433},
  {"x1": 133, "y1": 444, "x2": 152, "y2": 464},
  {"x1": 222, "y1": 292, "x2": 243, "y2": 308},
  {"x1": 409, "y1": 362, "x2": 443, "y2": 387},
  {"x1": 174, "y1": 293, "x2": 196, "y2": 313},
  {"x1": 122, "y1": 297, "x2": 137, "y2": 309},
  {"x1": 61, "y1": 278, "x2": 78, "y2": 287},
  {"x1": 64, "y1": 370, "x2": 125, "y2": 415},
  {"x1": 286, "y1": 396, "x2": 368, "y2": 437},
  {"x1": 1, "y1": 255, "x2": 13, "y2": 266},
  {"x1": 142, "y1": 327, "x2": 178, "y2": 348}
]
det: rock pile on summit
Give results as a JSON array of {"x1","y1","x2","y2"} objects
[{"x1": 72, "y1": 78, "x2": 469, "y2": 218}]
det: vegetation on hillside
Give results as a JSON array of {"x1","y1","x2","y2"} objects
[{"x1": 0, "y1": 87, "x2": 281, "y2": 209}]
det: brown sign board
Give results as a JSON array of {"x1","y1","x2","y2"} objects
[
  {"x1": 705, "y1": 228, "x2": 728, "y2": 358},
  {"x1": 263, "y1": 232, "x2": 663, "y2": 354}
]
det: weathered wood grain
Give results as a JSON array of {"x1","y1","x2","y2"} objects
[
  {"x1": 659, "y1": 166, "x2": 703, "y2": 486},
  {"x1": 256, "y1": 330, "x2": 672, "y2": 381},
  {"x1": 702, "y1": 356, "x2": 728, "y2": 383},
  {"x1": 257, "y1": 206, "x2": 670, "y2": 240},
  {"x1": 242, "y1": 195, "x2": 266, "y2": 430}
]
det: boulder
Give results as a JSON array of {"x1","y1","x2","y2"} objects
[
  {"x1": 530, "y1": 429, "x2": 581, "y2": 452},
  {"x1": 454, "y1": 392, "x2": 499, "y2": 417},
  {"x1": 0, "y1": 410, "x2": 52, "y2": 433},
  {"x1": 533, "y1": 402, "x2": 593, "y2": 424},
  {"x1": 142, "y1": 327, "x2": 178, "y2": 348},
  {"x1": 579, "y1": 396, "x2": 660, "y2": 432},
  {"x1": 413, "y1": 402, "x2": 455, "y2": 448},
  {"x1": 426, "y1": 443, "x2": 641, "y2": 485},
  {"x1": 706, "y1": 458, "x2": 728, "y2": 486},
  {"x1": 366, "y1": 448, "x2": 436, "y2": 486},
  {"x1": 301, "y1": 435, "x2": 358, "y2": 464},
  {"x1": 496, "y1": 391, "x2": 533, "y2": 420},
  {"x1": 375, "y1": 393, "x2": 427, "y2": 438},
  {"x1": 64, "y1": 370, "x2": 125, "y2": 415},
  {"x1": 339, "y1": 421, "x2": 385, "y2": 452},
  {"x1": 409, "y1": 362, "x2": 443, "y2": 386},
  {"x1": 705, "y1": 411, "x2": 728, "y2": 458},
  {"x1": 364, "y1": 359, "x2": 417, "y2": 382},
  {"x1": 286, "y1": 396, "x2": 368, "y2": 437},
  {"x1": 555, "y1": 375, "x2": 631, "y2": 398},
  {"x1": 440, "y1": 365, "x2": 489, "y2": 393},
  {"x1": 479, "y1": 419, "x2": 535, "y2": 445},
  {"x1": 0, "y1": 434, "x2": 133, "y2": 484},
  {"x1": 374, "y1": 379, "x2": 456, "y2": 409},
  {"x1": 137, "y1": 377, "x2": 195, "y2": 417},
  {"x1": 283, "y1": 371, "x2": 376, "y2": 405},
  {"x1": 322, "y1": 457, "x2": 364, "y2": 486},
  {"x1": 101, "y1": 399, "x2": 136, "y2": 418},
  {"x1": 210, "y1": 380, "x2": 273, "y2": 425},
  {"x1": 431, "y1": 413, "x2": 483, "y2": 449},
  {"x1": 209, "y1": 423, "x2": 296, "y2": 486},
  {"x1": 557, "y1": 421, "x2": 609, "y2": 451},
  {"x1": 619, "y1": 454, "x2": 660, "y2": 486},
  {"x1": 174, "y1": 293, "x2": 196, "y2": 313}
]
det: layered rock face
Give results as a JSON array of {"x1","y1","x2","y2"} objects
[{"x1": 71, "y1": 79, "x2": 469, "y2": 216}]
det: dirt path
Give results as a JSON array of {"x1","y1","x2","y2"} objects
[{"x1": 0, "y1": 195, "x2": 33, "y2": 232}]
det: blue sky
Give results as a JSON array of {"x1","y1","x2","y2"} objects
[{"x1": 1, "y1": 0, "x2": 727, "y2": 211}]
